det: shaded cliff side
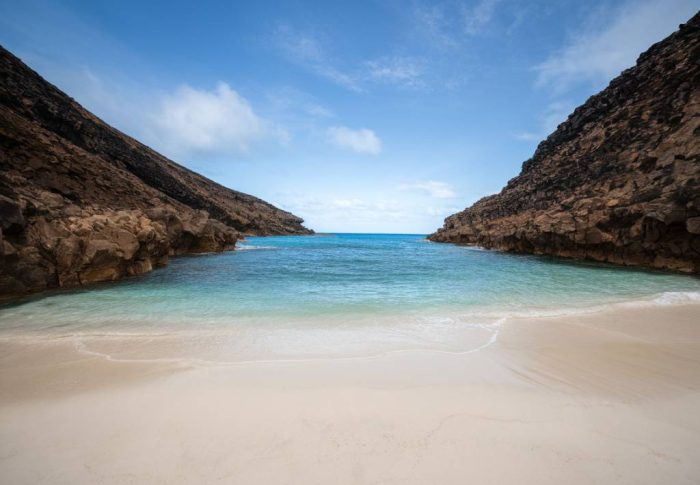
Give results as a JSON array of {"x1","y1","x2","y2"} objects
[
  {"x1": 430, "y1": 14, "x2": 700, "y2": 274},
  {"x1": 0, "y1": 46, "x2": 311, "y2": 299}
]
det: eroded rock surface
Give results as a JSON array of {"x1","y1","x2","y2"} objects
[
  {"x1": 430, "y1": 14, "x2": 700, "y2": 273},
  {"x1": 0, "y1": 46, "x2": 311, "y2": 299}
]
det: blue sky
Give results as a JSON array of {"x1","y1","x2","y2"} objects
[{"x1": 1, "y1": 0, "x2": 698, "y2": 233}]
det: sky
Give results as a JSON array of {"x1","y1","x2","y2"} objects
[{"x1": 1, "y1": 0, "x2": 698, "y2": 233}]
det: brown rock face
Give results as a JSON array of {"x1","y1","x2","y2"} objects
[
  {"x1": 0, "y1": 46, "x2": 311, "y2": 300},
  {"x1": 430, "y1": 14, "x2": 700, "y2": 274}
]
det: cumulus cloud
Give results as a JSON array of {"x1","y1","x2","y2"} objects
[
  {"x1": 534, "y1": 0, "x2": 699, "y2": 92},
  {"x1": 399, "y1": 181, "x2": 457, "y2": 199},
  {"x1": 151, "y1": 82, "x2": 283, "y2": 157},
  {"x1": 326, "y1": 126, "x2": 382, "y2": 155}
]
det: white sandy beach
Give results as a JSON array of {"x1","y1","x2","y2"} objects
[{"x1": 1, "y1": 302, "x2": 699, "y2": 484}]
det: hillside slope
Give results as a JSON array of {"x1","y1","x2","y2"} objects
[
  {"x1": 0, "y1": 46, "x2": 311, "y2": 299},
  {"x1": 430, "y1": 14, "x2": 700, "y2": 273}
]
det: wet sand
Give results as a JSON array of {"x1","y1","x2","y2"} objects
[{"x1": 1, "y1": 303, "x2": 699, "y2": 484}]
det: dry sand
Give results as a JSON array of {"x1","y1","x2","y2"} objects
[{"x1": 1, "y1": 303, "x2": 699, "y2": 484}]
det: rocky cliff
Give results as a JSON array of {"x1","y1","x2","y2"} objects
[
  {"x1": 430, "y1": 14, "x2": 700, "y2": 274},
  {"x1": 0, "y1": 46, "x2": 311, "y2": 299}
]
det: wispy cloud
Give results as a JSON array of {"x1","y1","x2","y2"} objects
[
  {"x1": 412, "y1": 0, "x2": 503, "y2": 48},
  {"x1": 305, "y1": 104, "x2": 334, "y2": 118},
  {"x1": 263, "y1": 86, "x2": 334, "y2": 127},
  {"x1": 281, "y1": 196, "x2": 402, "y2": 214},
  {"x1": 150, "y1": 82, "x2": 286, "y2": 158},
  {"x1": 399, "y1": 180, "x2": 457, "y2": 199},
  {"x1": 534, "y1": 0, "x2": 699, "y2": 93},
  {"x1": 327, "y1": 126, "x2": 382, "y2": 155},
  {"x1": 365, "y1": 56, "x2": 425, "y2": 87},
  {"x1": 273, "y1": 25, "x2": 362, "y2": 92},
  {"x1": 426, "y1": 205, "x2": 461, "y2": 217},
  {"x1": 513, "y1": 100, "x2": 575, "y2": 142},
  {"x1": 274, "y1": 25, "x2": 430, "y2": 91},
  {"x1": 513, "y1": 132, "x2": 539, "y2": 142},
  {"x1": 412, "y1": 3, "x2": 459, "y2": 48},
  {"x1": 462, "y1": 0, "x2": 502, "y2": 35},
  {"x1": 276, "y1": 191, "x2": 463, "y2": 233},
  {"x1": 276, "y1": 194, "x2": 411, "y2": 231}
]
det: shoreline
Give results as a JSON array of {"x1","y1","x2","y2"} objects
[
  {"x1": 1, "y1": 290, "x2": 698, "y2": 364},
  {"x1": 2, "y1": 301, "x2": 700, "y2": 483},
  {"x1": 1, "y1": 297, "x2": 698, "y2": 367}
]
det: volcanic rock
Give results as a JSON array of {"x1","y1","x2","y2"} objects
[
  {"x1": 0, "y1": 46, "x2": 311, "y2": 300},
  {"x1": 429, "y1": 13, "x2": 700, "y2": 274}
]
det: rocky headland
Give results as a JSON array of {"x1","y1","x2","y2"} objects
[
  {"x1": 430, "y1": 13, "x2": 700, "y2": 273},
  {"x1": 0, "y1": 46, "x2": 311, "y2": 300}
]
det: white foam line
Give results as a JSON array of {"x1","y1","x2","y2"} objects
[
  {"x1": 6, "y1": 291, "x2": 700, "y2": 368},
  {"x1": 69, "y1": 318, "x2": 507, "y2": 368},
  {"x1": 492, "y1": 290, "x2": 699, "y2": 325},
  {"x1": 71, "y1": 336, "x2": 197, "y2": 366},
  {"x1": 459, "y1": 290, "x2": 700, "y2": 322}
]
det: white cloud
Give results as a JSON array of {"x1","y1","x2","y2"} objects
[
  {"x1": 275, "y1": 191, "x2": 464, "y2": 233},
  {"x1": 462, "y1": 0, "x2": 501, "y2": 35},
  {"x1": 326, "y1": 126, "x2": 382, "y2": 155},
  {"x1": 365, "y1": 57, "x2": 425, "y2": 87},
  {"x1": 151, "y1": 82, "x2": 283, "y2": 157},
  {"x1": 399, "y1": 181, "x2": 457, "y2": 199},
  {"x1": 534, "y1": 0, "x2": 699, "y2": 92}
]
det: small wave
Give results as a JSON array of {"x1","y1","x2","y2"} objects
[
  {"x1": 485, "y1": 290, "x2": 700, "y2": 321},
  {"x1": 460, "y1": 246, "x2": 487, "y2": 252},
  {"x1": 236, "y1": 244, "x2": 276, "y2": 251},
  {"x1": 619, "y1": 291, "x2": 700, "y2": 308}
]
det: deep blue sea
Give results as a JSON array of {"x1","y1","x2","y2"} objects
[{"x1": 1, "y1": 234, "x2": 699, "y2": 359}]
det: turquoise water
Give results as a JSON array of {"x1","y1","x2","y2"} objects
[{"x1": 1, "y1": 234, "x2": 699, "y2": 358}]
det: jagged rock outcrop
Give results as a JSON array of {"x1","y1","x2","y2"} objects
[
  {"x1": 0, "y1": 46, "x2": 311, "y2": 299},
  {"x1": 430, "y1": 13, "x2": 700, "y2": 273}
]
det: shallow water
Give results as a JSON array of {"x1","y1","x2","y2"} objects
[{"x1": 1, "y1": 234, "x2": 699, "y2": 360}]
